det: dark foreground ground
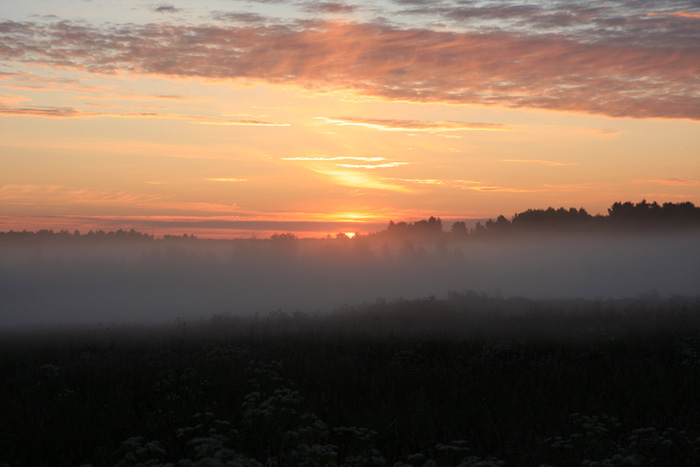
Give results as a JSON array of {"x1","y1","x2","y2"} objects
[{"x1": 2, "y1": 292, "x2": 700, "y2": 466}]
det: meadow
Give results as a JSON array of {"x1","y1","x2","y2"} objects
[
  {"x1": 2, "y1": 292, "x2": 700, "y2": 467},
  {"x1": 2, "y1": 203, "x2": 700, "y2": 465}
]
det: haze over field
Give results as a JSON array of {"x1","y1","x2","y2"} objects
[
  {"x1": 2, "y1": 2, "x2": 699, "y2": 326},
  {"x1": 2, "y1": 208, "x2": 699, "y2": 326}
]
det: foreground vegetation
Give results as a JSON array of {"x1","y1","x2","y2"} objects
[{"x1": 2, "y1": 293, "x2": 700, "y2": 466}]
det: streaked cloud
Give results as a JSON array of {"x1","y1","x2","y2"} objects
[
  {"x1": 311, "y1": 168, "x2": 414, "y2": 192},
  {"x1": 465, "y1": 186, "x2": 542, "y2": 193},
  {"x1": 502, "y1": 159, "x2": 577, "y2": 166},
  {"x1": 205, "y1": 178, "x2": 249, "y2": 182},
  {"x1": 204, "y1": 178, "x2": 248, "y2": 183},
  {"x1": 0, "y1": 102, "x2": 289, "y2": 127},
  {"x1": 639, "y1": 178, "x2": 700, "y2": 186},
  {"x1": 194, "y1": 120, "x2": 291, "y2": 127},
  {"x1": 2, "y1": 13, "x2": 697, "y2": 120},
  {"x1": 301, "y1": 2, "x2": 357, "y2": 14},
  {"x1": 336, "y1": 162, "x2": 410, "y2": 169},
  {"x1": 282, "y1": 156, "x2": 385, "y2": 162},
  {"x1": 382, "y1": 177, "x2": 482, "y2": 188},
  {"x1": 153, "y1": 5, "x2": 182, "y2": 14},
  {"x1": 316, "y1": 117, "x2": 507, "y2": 132},
  {"x1": 0, "y1": 105, "x2": 82, "y2": 118},
  {"x1": 0, "y1": 184, "x2": 163, "y2": 206},
  {"x1": 283, "y1": 155, "x2": 409, "y2": 169},
  {"x1": 650, "y1": 11, "x2": 700, "y2": 19}
]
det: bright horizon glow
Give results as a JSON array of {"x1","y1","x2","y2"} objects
[{"x1": 1, "y1": 0, "x2": 698, "y2": 238}]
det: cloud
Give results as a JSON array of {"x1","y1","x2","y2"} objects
[
  {"x1": 316, "y1": 117, "x2": 507, "y2": 132},
  {"x1": 502, "y1": 159, "x2": 577, "y2": 166},
  {"x1": 336, "y1": 162, "x2": 410, "y2": 169},
  {"x1": 381, "y1": 177, "x2": 483, "y2": 188},
  {"x1": 205, "y1": 178, "x2": 249, "y2": 182},
  {"x1": 651, "y1": 11, "x2": 700, "y2": 20},
  {"x1": 153, "y1": 5, "x2": 182, "y2": 14},
  {"x1": 0, "y1": 103, "x2": 212, "y2": 121},
  {"x1": 0, "y1": 184, "x2": 163, "y2": 206},
  {"x1": 1, "y1": 14, "x2": 698, "y2": 120},
  {"x1": 465, "y1": 186, "x2": 542, "y2": 193},
  {"x1": 301, "y1": 2, "x2": 357, "y2": 14},
  {"x1": 640, "y1": 178, "x2": 700, "y2": 186},
  {"x1": 0, "y1": 105, "x2": 83, "y2": 118},
  {"x1": 212, "y1": 11, "x2": 268, "y2": 24},
  {"x1": 311, "y1": 168, "x2": 414, "y2": 192},
  {"x1": 283, "y1": 155, "x2": 409, "y2": 169},
  {"x1": 193, "y1": 120, "x2": 291, "y2": 126},
  {"x1": 0, "y1": 100, "x2": 290, "y2": 127},
  {"x1": 282, "y1": 156, "x2": 385, "y2": 162}
]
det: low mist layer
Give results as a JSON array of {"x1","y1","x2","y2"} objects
[{"x1": 2, "y1": 228, "x2": 699, "y2": 326}]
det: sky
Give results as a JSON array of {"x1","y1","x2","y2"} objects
[{"x1": 1, "y1": 0, "x2": 699, "y2": 238}]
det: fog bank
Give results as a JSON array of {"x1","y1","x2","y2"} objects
[{"x1": 1, "y1": 232, "x2": 699, "y2": 326}]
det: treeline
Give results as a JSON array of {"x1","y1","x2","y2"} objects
[
  {"x1": 0, "y1": 228, "x2": 195, "y2": 243},
  {"x1": 383, "y1": 200, "x2": 700, "y2": 238},
  {"x1": 1, "y1": 201, "x2": 699, "y2": 243}
]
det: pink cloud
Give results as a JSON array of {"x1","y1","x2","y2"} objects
[
  {"x1": 1, "y1": 19, "x2": 698, "y2": 120},
  {"x1": 639, "y1": 178, "x2": 700, "y2": 186},
  {"x1": 502, "y1": 159, "x2": 577, "y2": 166}
]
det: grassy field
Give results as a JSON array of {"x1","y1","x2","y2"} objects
[{"x1": 2, "y1": 292, "x2": 700, "y2": 466}]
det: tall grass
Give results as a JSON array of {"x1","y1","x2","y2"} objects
[{"x1": 1, "y1": 293, "x2": 700, "y2": 466}]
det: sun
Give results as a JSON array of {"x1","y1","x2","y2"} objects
[{"x1": 344, "y1": 232, "x2": 356, "y2": 238}]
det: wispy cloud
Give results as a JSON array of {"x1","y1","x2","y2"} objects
[
  {"x1": 336, "y1": 162, "x2": 410, "y2": 169},
  {"x1": 194, "y1": 120, "x2": 291, "y2": 127},
  {"x1": 205, "y1": 178, "x2": 249, "y2": 182},
  {"x1": 381, "y1": 177, "x2": 482, "y2": 188},
  {"x1": 283, "y1": 155, "x2": 409, "y2": 169},
  {"x1": 316, "y1": 117, "x2": 507, "y2": 132},
  {"x1": 0, "y1": 105, "x2": 82, "y2": 118},
  {"x1": 2, "y1": 16, "x2": 697, "y2": 120},
  {"x1": 301, "y1": 2, "x2": 357, "y2": 14},
  {"x1": 639, "y1": 178, "x2": 700, "y2": 186},
  {"x1": 465, "y1": 186, "x2": 542, "y2": 193},
  {"x1": 502, "y1": 159, "x2": 577, "y2": 166},
  {"x1": 283, "y1": 156, "x2": 385, "y2": 162},
  {"x1": 0, "y1": 102, "x2": 289, "y2": 127},
  {"x1": 649, "y1": 11, "x2": 700, "y2": 19},
  {"x1": 153, "y1": 4, "x2": 182, "y2": 14},
  {"x1": 312, "y1": 168, "x2": 414, "y2": 192},
  {"x1": 0, "y1": 184, "x2": 163, "y2": 206}
]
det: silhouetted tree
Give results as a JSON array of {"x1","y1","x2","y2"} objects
[{"x1": 450, "y1": 221, "x2": 468, "y2": 236}]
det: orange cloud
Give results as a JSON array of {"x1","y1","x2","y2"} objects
[
  {"x1": 0, "y1": 184, "x2": 164, "y2": 206},
  {"x1": 316, "y1": 117, "x2": 507, "y2": 132},
  {"x1": 283, "y1": 156, "x2": 385, "y2": 162},
  {"x1": 336, "y1": 162, "x2": 410, "y2": 169},
  {"x1": 639, "y1": 178, "x2": 700, "y2": 186},
  {"x1": 502, "y1": 159, "x2": 577, "y2": 166},
  {"x1": 381, "y1": 178, "x2": 482, "y2": 188},
  {"x1": 662, "y1": 11, "x2": 700, "y2": 19},
  {"x1": 311, "y1": 168, "x2": 414, "y2": 192},
  {"x1": 194, "y1": 120, "x2": 291, "y2": 126},
  {"x1": 0, "y1": 102, "x2": 289, "y2": 127},
  {"x1": 205, "y1": 178, "x2": 249, "y2": 182},
  {"x1": 466, "y1": 186, "x2": 543, "y2": 193},
  {"x1": 2, "y1": 19, "x2": 698, "y2": 120},
  {"x1": 283, "y1": 155, "x2": 410, "y2": 170}
]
